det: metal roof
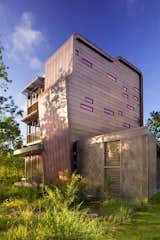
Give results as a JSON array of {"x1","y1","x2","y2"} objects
[{"x1": 21, "y1": 76, "x2": 44, "y2": 96}]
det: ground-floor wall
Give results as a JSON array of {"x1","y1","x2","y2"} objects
[
  {"x1": 25, "y1": 154, "x2": 44, "y2": 183},
  {"x1": 77, "y1": 128, "x2": 159, "y2": 200}
]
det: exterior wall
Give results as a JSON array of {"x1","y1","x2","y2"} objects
[
  {"x1": 39, "y1": 77, "x2": 71, "y2": 183},
  {"x1": 25, "y1": 154, "x2": 43, "y2": 183},
  {"x1": 120, "y1": 135, "x2": 148, "y2": 200},
  {"x1": 68, "y1": 36, "x2": 143, "y2": 141},
  {"x1": 37, "y1": 35, "x2": 75, "y2": 183},
  {"x1": 77, "y1": 128, "x2": 158, "y2": 200},
  {"x1": 147, "y1": 134, "x2": 157, "y2": 198},
  {"x1": 78, "y1": 138, "x2": 104, "y2": 189},
  {"x1": 45, "y1": 35, "x2": 74, "y2": 90}
]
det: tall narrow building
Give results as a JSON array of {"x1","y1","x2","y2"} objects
[{"x1": 14, "y1": 33, "x2": 143, "y2": 184}]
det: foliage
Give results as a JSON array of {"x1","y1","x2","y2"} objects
[
  {"x1": 147, "y1": 111, "x2": 160, "y2": 140},
  {"x1": 100, "y1": 198, "x2": 134, "y2": 225},
  {"x1": 0, "y1": 41, "x2": 23, "y2": 152},
  {"x1": 0, "y1": 184, "x2": 41, "y2": 203},
  {"x1": 0, "y1": 151, "x2": 24, "y2": 184},
  {"x1": 150, "y1": 192, "x2": 160, "y2": 204},
  {"x1": 1, "y1": 172, "x2": 160, "y2": 240},
  {"x1": 0, "y1": 45, "x2": 12, "y2": 91},
  {"x1": 0, "y1": 173, "x2": 107, "y2": 240},
  {"x1": 104, "y1": 174, "x2": 113, "y2": 198}
]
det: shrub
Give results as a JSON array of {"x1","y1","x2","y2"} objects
[
  {"x1": 150, "y1": 192, "x2": 160, "y2": 204},
  {"x1": 6, "y1": 206, "x2": 107, "y2": 240},
  {"x1": 104, "y1": 175, "x2": 113, "y2": 198},
  {"x1": 0, "y1": 184, "x2": 42, "y2": 203},
  {"x1": 100, "y1": 198, "x2": 134, "y2": 225},
  {"x1": 5, "y1": 176, "x2": 107, "y2": 240}
]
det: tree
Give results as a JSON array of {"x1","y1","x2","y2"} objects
[
  {"x1": 0, "y1": 43, "x2": 23, "y2": 152},
  {"x1": 147, "y1": 111, "x2": 160, "y2": 140},
  {"x1": 0, "y1": 42, "x2": 24, "y2": 181}
]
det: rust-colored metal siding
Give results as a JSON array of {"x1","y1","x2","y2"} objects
[
  {"x1": 67, "y1": 35, "x2": 143, "y2": 141},
  {"x1": 39, "y1": 78, "x2": 71, "y2": 183},
  {"x1": 45, "y1": 35, "x2": 74, "y2": 90}
]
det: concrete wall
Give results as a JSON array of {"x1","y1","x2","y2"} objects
[
  {"x1": 77, "y1": 127, "x2": 158, "y2": 200},
  {"x1": 148, "y1": 134, "x2": 157, "y2": 198},
  {"x1": 120, "y1": 135, "x2": 148, "y2": 200},
  {"x1": 78, "y1": 137, "x2": 104, "y2": 190}
]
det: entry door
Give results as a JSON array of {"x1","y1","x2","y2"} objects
[{"x1": 104, "y1": 141, "x2": 120, "y2": 197}]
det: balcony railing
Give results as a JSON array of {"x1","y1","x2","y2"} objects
[
  {"x1": 27, "y1": 102, "x2": 38, "y2": 115},
  {"x1": 27, "y1": 131, "x2": 41, "y2": 144}
]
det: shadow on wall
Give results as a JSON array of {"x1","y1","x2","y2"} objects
[{"x1": 38, "y1": 68, "x2": 72, "y2": 183}]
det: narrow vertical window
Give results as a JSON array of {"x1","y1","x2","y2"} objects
[
  {"x1": 75, "y1": 49, "x2": 79, "y2": 56},
  {"x1": 133, "y1": 95, "x2": 139, "y2": 102},
  {"x1": 122, "y1": 87, "x2": 128, "y2": 92}
]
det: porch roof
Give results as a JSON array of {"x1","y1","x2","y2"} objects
[{"x1": 14, "y1": 142, "x2": 43, "y2": 157}]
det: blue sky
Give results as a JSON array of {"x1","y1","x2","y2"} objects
[{"x1": 0, "y1": 0, "x2": 160, "y2": 137}]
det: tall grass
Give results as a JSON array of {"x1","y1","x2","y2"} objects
[{"x1": 0, "y1": 172, "x2": 108, "y2": 240}]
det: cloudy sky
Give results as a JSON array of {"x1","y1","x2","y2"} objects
[{"x1": 0, "y1": 0, "x2": 160, "y2": 137}]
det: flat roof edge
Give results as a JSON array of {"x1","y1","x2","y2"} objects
[
  {"x1": 73, "y1": 33, "x2": 142, "y2": 76},
  {"x1": 21, "y1": 76, "x2": 44, "y2": 95}
]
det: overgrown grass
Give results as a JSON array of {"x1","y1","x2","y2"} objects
[
  {"x1": 0, "y1": 172, "x2": 108, "y2": 240},
  {"x1": 1, "y1": 171, "x2": 160, "y2": 240}
]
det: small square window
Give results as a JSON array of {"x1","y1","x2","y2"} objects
[
  {"x1": 122, "y1": 87, "x2": 128, "y2": 92},
  {"x1": 133, "y1": 96, "x2": 139, "y2": 102},
  {"x1": 118, "y1": 111, "x2": 123, "y2": 116},
  {"x1": 127, "y1": 104, "x2": 134, "y2": 110}
]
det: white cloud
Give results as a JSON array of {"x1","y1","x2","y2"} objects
[
  {"x1": 8, "y1": 12, "x2": 44, "y2": 71},
  {"x1": 124, "y1": 0, "x2": 144, "y2": 16},
  {"x1": 29, "y1": 57, "x2": 42, "y2": 70}
]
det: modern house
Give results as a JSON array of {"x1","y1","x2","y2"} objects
[{"x1": 14, "y1": 33, "x2": 160, "y2": 200}]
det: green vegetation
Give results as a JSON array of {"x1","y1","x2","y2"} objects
[
  {"x1": 1, "y1": 173, "x2": 160, "y2": 239},
  {"x1": 147, "y1": 110, "x2": 160, "y2": 140},
  {"x1": 0, "y1": 174, "x2": 107, "y2": 240}
]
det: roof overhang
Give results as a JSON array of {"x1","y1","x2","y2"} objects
[
  {"x1": 14, "y1": 142, "x2": 43, "y2": 157},
  {"x1": 22, "y1": 76, "x2": 44, "y2": 96}
]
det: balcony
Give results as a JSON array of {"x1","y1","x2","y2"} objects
[
  {"x1": 27, "y1": 101, "x2": 38, "y2": 115},
  {"x1": 22, "y1": 102, "x2": 38, "y2": 124},
  {"x1": 27, "y1": 131, "x2": 41, "y2": 144}
]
